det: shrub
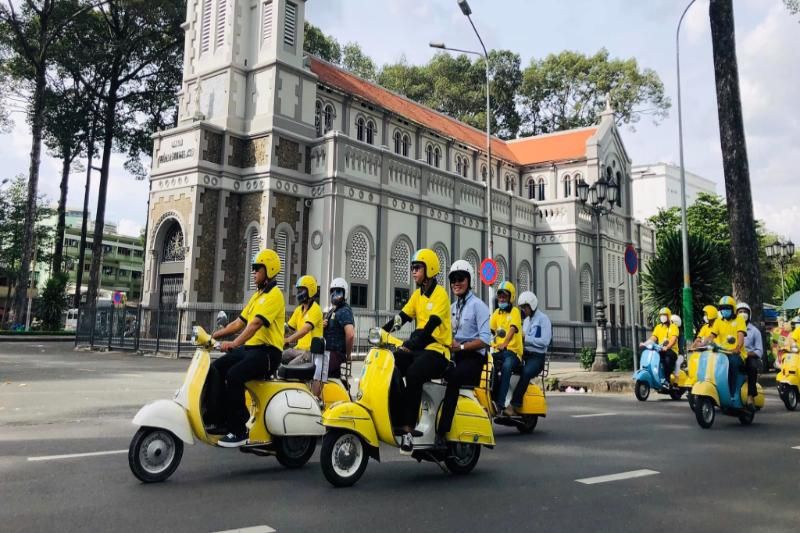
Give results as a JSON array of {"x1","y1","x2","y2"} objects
[
  {"x1": 617, "y1": 347, "x2": 634, "y2": 371},
  {"x1": 579, "y1": 347, "x2": 595, "y2": 370},
  {"x1": 608, "y1": 352, "x2": 619, "y2": 371}
]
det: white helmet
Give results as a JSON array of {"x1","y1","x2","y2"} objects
[
  {"x1": 736, "y1": 302, "x2": 751, "y2": 314},
  {"x1": 330, "y1": 277, "x2": 348, "y2": 294},
  {"x1": 448, "y1": 260, "x2": 475, "y2": 286},
  {"x1": 518, "y1": 291, "x2": 538, "y2": 310},
  {"x1": 671, "y1": 315, "x2": 682, "y2": 327}
]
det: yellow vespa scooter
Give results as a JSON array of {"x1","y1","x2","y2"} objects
[
  {"x1": 777, "y1": 347, "x2": 799, "y2": 411},
  {"x1": 128, "y1": 320, "x2": 324, "y2": 483},
  {"x1": 319, "y1": 319, "x2": 495, "y2": 487}
]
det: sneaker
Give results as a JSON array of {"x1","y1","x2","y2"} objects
[
  {"x1": 217, "y1": 432, "x2": 248, "y2": 448},
  {"x1": 399, "y1": 433, "x2": 414, "y2": 455},
  {"x1": 503, "y1": 405, "x2": 517, "y2": 417}
]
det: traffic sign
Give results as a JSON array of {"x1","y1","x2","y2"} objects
[
  {"x1": 112, "y1": 291, "x2": 124, "y2": 305},
  {"x1": 480, "y1": 258, "x2": 498, "y2": 286},
  {"x1": 624, "y1": 244, "x2": 638, "y2": 275}
]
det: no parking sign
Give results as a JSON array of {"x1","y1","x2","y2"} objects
[{"x1": 479, "y1": 258, "x2": 498, "y2": 286}]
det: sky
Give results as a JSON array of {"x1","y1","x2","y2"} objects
[{"x1": 0, "y1": 0, "x2": 797, "y2": 242}]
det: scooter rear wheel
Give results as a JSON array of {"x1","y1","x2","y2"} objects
[
  {"x1": 321, "y1": 430, "x2": 368, "y2": 488},
  {"x1": 781, "y1": 386, "x2": 798, "y2": 411},
  {"x1": 128, "y1": 427, "x2": 183, "y2": 483},
  {"x1": 517, "y1": 415, "x2": 538, "y2": 434},
  {"x1": 275, "y1": 436, "x2": 316, "y2": 468},
  {"x1": 738, "y1": 409, "x2": 755, "y2": 426},
  {"x1": 694, "y1": 397, "x2": 715, "y2": 429},
  {"x1": 634, "y1": 380, "x2": 650, "y2": 401},
  {"x1": 668, "y1": 389, "x2": 684, "y2": 401},
  {"x1": 444, "y1": 442, "x2": 481, "y2": 475}
]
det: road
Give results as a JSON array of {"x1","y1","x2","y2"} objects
[{"x1": 1, "y1": 343, "x2": 798, "y2": 532}]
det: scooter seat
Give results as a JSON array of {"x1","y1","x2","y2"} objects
[{"x1": 276, "y1": 363, "x2": 316, "y2": 381}]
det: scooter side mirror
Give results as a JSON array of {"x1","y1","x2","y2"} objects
[
  {"x1": 393, "y1": 314, "x2": 403, "y2": 331},
  {"x1": 216, "y1": 311, "x2": 228, "y2": 328},
  {"x1": 310, "y1": 337, "x2": 325, "y2": 355}
]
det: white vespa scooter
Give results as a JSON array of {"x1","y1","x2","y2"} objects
[{"x1": 128, "y1": 312, "x2": 324, "y2": 483}]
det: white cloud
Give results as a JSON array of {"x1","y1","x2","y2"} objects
[
  {"x1": 684, "y1": 0, "x2": 710, "y2": 44},
  {"x1": 117, "y1": 218, "x2": 143, "y2": 237}
]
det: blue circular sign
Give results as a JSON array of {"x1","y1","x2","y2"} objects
[
  {"x1": 480, "y1": 258, "x2": 498, "y2": 286},
  {"x1": 624, "y1": 244, "x2": 638, "y2": 275}
]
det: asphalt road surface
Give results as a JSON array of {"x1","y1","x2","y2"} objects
[{"x1": 2, "y1": 343, "x2": 799, "y2": 533}]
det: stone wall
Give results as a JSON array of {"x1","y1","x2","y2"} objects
[
  {"x1": 220, "y1": 192, "x2": 263, "y2": 302},
  {"x1": 194, "y1": 188, "x2": 218, "y2": 302},
  {"x1": 270, "y1": 192, "x2": 304, "y2": 289}
]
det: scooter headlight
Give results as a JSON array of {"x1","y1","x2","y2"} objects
[
  {"x1": 191, "y1": 326, "x2": 199, "y2": 345},
  {"x1": 368, "y1": 327, "x2": 382, "y2": 346}
]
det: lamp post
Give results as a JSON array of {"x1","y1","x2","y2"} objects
[
  {"x1": 577, "y1": 176, "x2": 620, "y2": 371},
  {"x1": 766, "y1": 239, "x2": 796, "y2": 318},
  {"x1": 676, "y1": 0, "x2": 697, "y2": 343},
  {"x1": 431, "y1": 0, "x2": 494, "y2": 306}
]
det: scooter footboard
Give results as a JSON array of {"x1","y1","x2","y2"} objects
[
  {"x1": 132, "y1": 400, "x2": 195, "y2": 444},
  {"x1": 448, "y1": 396, "x2": 495, "y2": 446},
  {"x1": 265, "y1": 390, "x2": 325, "y2": 437},
  {"x1": 321, "y1": 401, "x2": 380, "y2": 447}
]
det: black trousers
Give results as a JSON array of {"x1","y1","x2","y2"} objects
[
  {"x1": 745, "y1": 355, "x2": 761, "y2": 398},
  {"x1": 210, "y1": 345, "x2": 279, "y2": 435},
  {"x1": 393, "y1": 349, "x2": 449, "y2": 429},
  {"x1": 438, "y1": 350, "x2": 485, "y2": 436},
  {"x1": 726, "y1": 354, "x2": 742, "y2": 398},
  {"x1": 660, "y1": 351, "x2": 676, "y2": 381}
]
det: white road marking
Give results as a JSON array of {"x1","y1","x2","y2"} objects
[
  {"x1": 792, "y1": 446, "x2": 800, "y2": 450},
  {"x1": 211, "y1": 526, "x2": 276, "y2": 533},
  {"x1": 27, "y1": 449, "x2": 127, "y2": 462},
  {"x1": 571, "y1": 412, "x2": 618, "y2": 418},
  {"x1": 576, "y1": 469, "x2": 660, "y2": 485}
]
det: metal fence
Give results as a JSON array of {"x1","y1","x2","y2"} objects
[{"x1": 76, "y1": 301, "x2": 648, "y2": 358}]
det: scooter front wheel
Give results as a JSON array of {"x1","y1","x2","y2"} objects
[
  {"x1": 321, "y1": 430, "x2": 368, "y2": 488},
  {"x1": 694, "y1": 397, "x2": 715, "y2": 429},
  {"x1": 128, "y1": 426, "x2": 183, "y2": 483},
  {"x1": 781, "y1": 386, "x2": 798, "y2": 411},
  {"x1": 444, "y1": 442, "x2": 481, "y2": 475},
  {"x1": 634, "y1": 380, "x2": 650, "y2": 401},
  {"x1": 275, "y1": 436, "x2": 316, "y2": 468}
]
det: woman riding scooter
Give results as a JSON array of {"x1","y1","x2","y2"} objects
[
  {"x1": 284, "y1": 275, "x2": 325, "y2": 402},
  {"x1": 640, "y1": 307, "x2": 679, "y2": 385},
  {"x1": 690, "y1": 305, "x2": 719, "y2": 351},
  {"x1": 491, "y1": 281, "x2": 523, "y2": 416}
]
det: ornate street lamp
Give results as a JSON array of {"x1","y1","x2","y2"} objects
[
  {"x1": 766, "y1": 239, "x2": 796, "y2": 318},
  {"x1": 579, "y1": 176, "x2": 619, "y2": 371}
]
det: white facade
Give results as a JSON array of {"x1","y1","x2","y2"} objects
[
  {"x1": 630, "y1": 163, "x2": 717, "y2": 222},
  {"x1": 142, "y1": 0, "x2": 656, "y2": 333}
]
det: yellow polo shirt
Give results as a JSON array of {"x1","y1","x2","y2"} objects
[
  {"x1": 401, "y1": 284, "x2": 452, "y2": 359},
  {"x1": 651, "y1": 323, "x2": 679, "y2": 354},
  {"x1": 491, "y1": 307, "x2": 524, "y2": 359},
  {"x1": 240, "y1": 285, "x2": 285, "y2": 349},
  {"x1": 288, "y1": 301, "x2": 324, "y2": 351},
  {"x1": 711, "y1": 316, "x2": 747, "y2": 358}
]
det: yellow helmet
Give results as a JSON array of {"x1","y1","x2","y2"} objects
[
  {"x1": 718, "y1": 295, "x2": 736, "y2": 309},
  {"x1": 497, "y1": 281, "x2": 516, "y2": 303},
  {"x1": 295, "y1": 275, "x2": 318, "y2": 299},
  {"x1": 658, "y1": 307, "x2": 672, "y2": 318},
  {"x1": 411, "y1": 248, "x2": 440, "y2": 278},
  {"x1": 252, "y1": 248, "x2": 281, "y2": 279},
  {"x1": 703, "y1": 305, "x2": 719, "y2": 321}
]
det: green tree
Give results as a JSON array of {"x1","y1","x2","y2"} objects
[
  {"x1": 519, "y1": 49, "x2": 670, "y2": 136},
  {"x1": 785, "y1": 269, "x2": 800, "y2": 297},
  {"x1": 642, "y1": 230, "x2": 729, "y2": 332},
  {"x1": 37, "y1": 271, "x2": 67, "y2": 330},
  {"x1": 784, "y1": 0, "x2": 799, "y2": 18},
  {"x1": 341, "y1": 42, "x2": 377, "y2": 81},
  {"x1": 646, "y1": 207, "x2": 681, "y2": 242},
  {"x1": 303, "y1": 21, "x2": 341, "y2": 63}
]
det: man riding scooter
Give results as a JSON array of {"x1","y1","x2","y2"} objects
[
  {"x1": 323, "y1": 277, "x2": 355, "y2": 382},
  {"x1": 209, "y1": 248, "x2": 285, "y2": 447},
  {"x1": 640, "y1": 307, "x2": 679, "y2": 385},
  {"x1": 381, "y1": 248, "x2": 452, "y2": 454},
  {"x1": 690, "y1": 305, "x2": 719, "y2": 351},
  {"x1": 284, "y1": 275, "x2": 325, "y2": 401},
  {"x1": 508, "y1": 291, "x2": 551, "y2": 414},
  {"x1": 737, "y1": 302, "x2": 763, "y2": 410},
  {"x1": 438, "y1": 260, "x2": 491, "y2": 440},
  {"x1": 709, "y1": 296, "x2": 747, "y2": 403},
  {"x1": 491, "y1": 281, "x2": 523, "y2": 416},
  {"x1": 790, "y1": 316, "x2": 800, "y2": 351}
]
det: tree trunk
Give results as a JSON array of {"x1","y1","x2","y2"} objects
[
  {"x1": 11, "y1": 66, "x2": 47, "y2": 325},
  {"x1": 74, "y1": 121, "x2": 96, "y2": 308},
  {"x1": 52, "y1": 148, "x2": 71, "y2": 277},
  {"x1": 709, "y1": 0, "x2": 762, "y2": 322}
]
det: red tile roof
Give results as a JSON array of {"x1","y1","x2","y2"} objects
[{"x1": 309, "y1": 57, "x2": 596, "y2": 167}]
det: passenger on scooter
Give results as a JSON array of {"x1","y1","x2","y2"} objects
[
  {"x1": 491, "y1": 281, "x2": 524, "y2": 416},
  {"x1": 322, "y1": 277, "x2": 355, "y2": 380},
  {"x1": 382, "y1": 249, "x2": 452, "y2": 454},
  {"x1": 209, "y1": 249, "x2": 286, "y2": 447},
  {"x1": 438, "y1": 260, "x2": 491, "y2": 439},
  {"x1": 709, "y1": 295, "x2": 747, "y2": 400},
  {"x1": 671, "y1": 314, "x2": 685, "y2": 355},
  {"x1": 789, "y1": 316, "x2": 800, "y2": 350},
  {"x1": 284, "y1": 275, "x2": 325, "y2": 399},
  {"x1": 737, "y1": 302, "x2": 762, "y2": 409},
  {"x1": 690, "y1": 305, "x2": 718, "y2": 350},
  {"x1": 508, "y1": 291, "x2": 551, "y2": 414},
  {"x1": 640, "y1": 307, "x2": 679, "y2": 384}
]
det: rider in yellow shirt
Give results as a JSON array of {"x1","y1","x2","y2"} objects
[
  {"x1": 284, "y1": 275, "x2": 325, "y2": 399},
  {"x1": 382, "y1": 248, "x2": 452, "y2": 454},
  {"x1": 709, "y1": 295, "x2": 747, "y2": 402},
  {"x1": 640, "y1": 307, "x2": 679, "y2": 383},
  {"x1": 490, "y1": 281, "x2": 523, "y2": 416},
  {"x1": 789, "y1": 316, "x2": 800, "y2": 350},
  {"x1": 690, "y1": 305, "x2": 718, "y2": 351}
]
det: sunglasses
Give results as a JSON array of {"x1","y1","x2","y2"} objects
[
  {"x1": 449, "y1": 274, "x2": 468, "y2": 283},
  {"x1": 251, "y1": 264, "x2": 264, "y2": 272},
  {"x1": 410, "y1": 264, "x2": 424, "y2": 272}
]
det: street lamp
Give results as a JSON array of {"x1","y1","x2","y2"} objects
[
  {"x1": 431, "y1": 0, "x2": 494, "y2": 307},
  {"x1": 766, "y1": 239, "x2": 796, "y2": 317},
  {"x1": 578, "y1": 177, "x2": 620, "y2": 371},
  {"x1": 676, "y1": 0, "x2": 698, "y2": 343}
]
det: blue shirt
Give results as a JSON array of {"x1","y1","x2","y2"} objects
[
  {"x1": 522, "y1": 309, "x2": 552, "y2": 354},
  {"x1": 744, "y1": 323, "x2": 763, "y2": 359},
  {"x1": 451, "y1": 292, "x2": 492, "y2": 354}
]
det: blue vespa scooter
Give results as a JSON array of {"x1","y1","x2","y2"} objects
[
  {"x1": 691, "y1": 346, "x2": 765, "y2": 429},
  {"x1": 633, "y1": 343, "x2": 690, "y2": 401}
]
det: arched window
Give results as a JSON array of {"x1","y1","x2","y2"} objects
[
  {"x1": 162, "y1": 222, "x2": 185, "y2": 263},
  {"x1": 391, "y1": 236, "x2": 412, "y2": 310},
  {"x1": 433, "y1": 146, "x2": 441, "y2": 168},
  {"x1": 573, "y1": 173, "x2": 582, "y2": 198},
  {"x1": 538, "y1": 178, "x2": 546, "y2": 201},
  {"x1": 481, "y1": 165, "x2": 487, "y2": 182},
  {"x1": 323, "y1": 103, "x2": 335, "y2": 133},
  {"x1": 461, "y1": 158, "x2": 469, "y2": 178},
  {"x1": 393, "y1": 130, "x2": 402, "y2": 154},
  {"x1": 246, "y1": 225, "x2": 261, "y2": 291},
  {"x1": 356, "y1": 117, "x2": 365, "y2": 142},
  {"x1": 527, "y1": 178, "x2": 535, "y2": 200},
  {"x1": 545, "y1": 262, "x2": 562, "y2": 309},
  {"x1": 494, "y1": 255, "x2": 508, "y2": 290},
  {"x1": 456, "y1": 156, "x2": 463, "y2": 176},
  {"x1": 401, "y1": 134, "x2": 410, "y2": 157},
  {"x1": 615, "y1": 170, "x2": 623, "y2": 208},
  {"x1": 275, "y1": 228, "x2": 290, "y2": 292},
  {"x1": 580, "y1": 264, "x2": 593, "y2": 322},
  {"x1": 314, "y1": 100, "x2": 322, "y2": 137},
  {"x1": 517, "y1": 260, "x2": 532, "y2": 293},
  {"x1": 464, "y1": 249, "x2": 480, "y2": 285},
  {"x1": 426, "y1": 144, "x2": 434, "y2": 166},
  {"x1": 347, "y1": 228, "x2": 372, "y2": 308},
  {"x1": 433, "y1": 244, "x2": 449, "y2": 287},
  {"x1": 366, "y1": 120, "x2": 375, "y2": 145},
  {"x1": 563, "y1": 175, "x2": 572, "y2": 198},
  {"x1": 505, "y1": 174, "x2": 515, "y2": 192}
]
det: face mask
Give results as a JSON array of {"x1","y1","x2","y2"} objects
[
  {"x1": 498, "y1": 302, "x2": 510, "y2": 311},
  {"x1": 703, "y1": 315, "x2": 709, "y2": 324},
  {"x1": 296, "y1": 289, "x2": 309, "y2": 305},
  {"x1": 720, "y1": 309, "x2": 732, "y2": 320},
  {"x1": 659, "y1": 315, "x2": 668, "y2": 324},
  {"x1": 330, "y1": 289, "x2": 345, "y2": 304},
  {"x1": 738, "y1": 312, "x2": 749, "y2": 323}
]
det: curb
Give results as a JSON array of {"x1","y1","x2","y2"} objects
[{"x1": 0, "y1": 336, "x2": 76, "y2": 343}]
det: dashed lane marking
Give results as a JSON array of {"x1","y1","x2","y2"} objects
[
  {"x1": 576, "y1": 469, "x2": 660, "y2": 485},
  {"x1": 571, "y1": 412, "x2": 618, "y2": 418},
  {"x1": 27, "y1": 449, "x2": 127, "y2": 462},
  {"x1": 211, "y1": 526, "x2": 276, "y2": 533},
  {"x1": 793, "y1": 446, "x2": 800, "y2": 450}
]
